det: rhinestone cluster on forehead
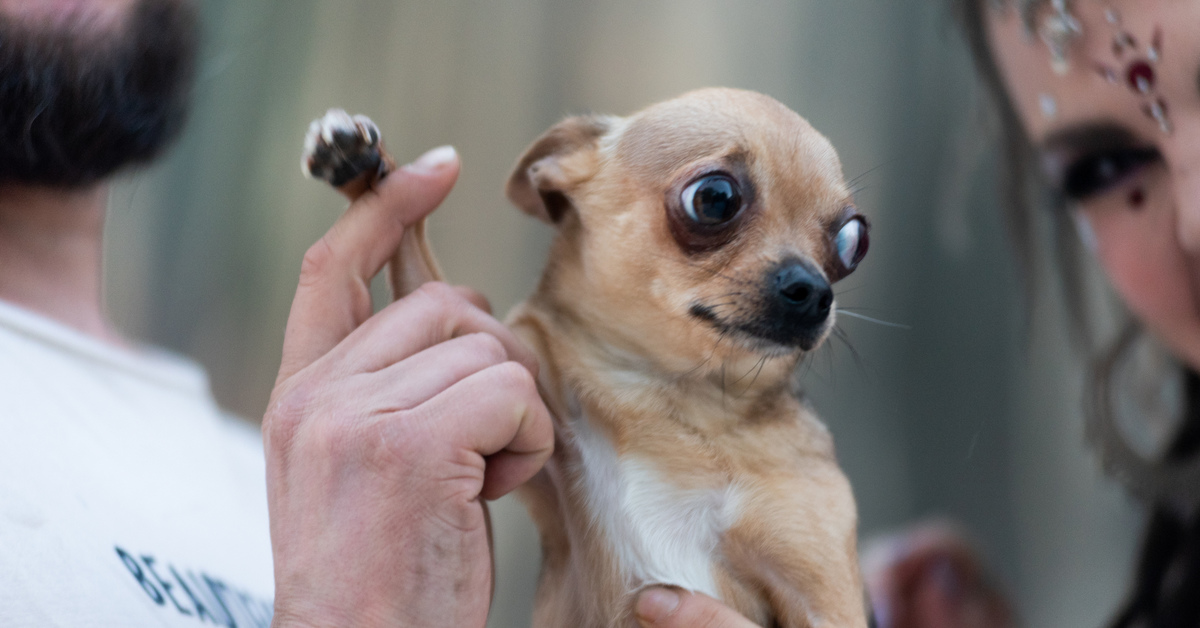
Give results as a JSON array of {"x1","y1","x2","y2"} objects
[
  {"x1": 1036, "y1": 0, "x2": 1083, "y2": 74},
  {"x1": 1002, "y1": 0, "x2": 1083, "y2": 72},
  {"x1": 1094, "y1": 8, "x2": 1172, "y2": 134},
  {"x1": 994, "y1": 0, "x2": 1173, "y2": 134}
]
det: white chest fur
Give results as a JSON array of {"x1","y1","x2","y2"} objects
[{"x1": 571, "y1": 415, "x2": 742, "y2": 598}]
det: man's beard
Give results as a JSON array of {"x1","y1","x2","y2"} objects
[{"x1": 0, "y1": 0, "x2": 198, "y2": 188}]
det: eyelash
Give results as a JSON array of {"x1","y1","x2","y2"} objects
[{"x1": 1059, "y1": 147, "x2": 1161, "y2": 202}]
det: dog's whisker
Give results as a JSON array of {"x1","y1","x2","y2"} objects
[
  {"x1": 730, "y1": 354, "x2": 764, "y2": 386},
  {"x1": 825, "y1": 340, "x2": 838, "y2": 385},
  {"x1": 720, "y1": 362, "x2": 728, "y2": 409},
  {"x1": 647, "y1": 251, "x2": 758, "y2": 288},
  {"x1": 832, "y1": 326, "x2": 873, "y2": 378},
  {"x1": 709, "y1": 290, "x2": 752, "y2": 299},
  {"x1": 797, "y1": 349, "x2": 816, "y2": 383},
  {"x1": 688, "y1": 341, "x2": 718, "y2": 376},
  {"x1": 837, "y1": 310, "x2": 910, "y2": 329},
  {"x1": 684, "y1": 324, "x2": 731, "y2": 378},
  {"x1": 834, "y1": 285, "x2": 869, "y2": 296},
  {"x1": 846, "y1": 159, "x2": 894, "y2": 189},
  {"x1": 735, "y1": 355, "x2": 769, "y2": 398},
  {"x1": 703, "y1": 301, "x2": 742, "y2": 312}
]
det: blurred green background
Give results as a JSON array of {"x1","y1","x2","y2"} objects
[{"x1": 103, "y1": 1, "x2": 1140, "y2": 626}]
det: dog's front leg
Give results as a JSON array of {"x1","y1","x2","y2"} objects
[
  {"x1": 723, "y1": 469, "x2": 868, "y2": 628},
  {"x1": 301, "y1": 109, "x2": 444, "y2": 299}
]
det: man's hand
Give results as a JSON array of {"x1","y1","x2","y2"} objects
[
  {"x1": 862, "y1": 522, "x2": 1014, "y2": 628},
  {"x1": 635, "y1": 588, "x2": 761, "y2": 628},
  {"x1": 263, "y1": 146, "x2": 553, "y2": 628}
]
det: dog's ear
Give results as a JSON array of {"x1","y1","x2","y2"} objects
[{"x1": 505, "y1": 115, "x2": 611, "y2": 224}]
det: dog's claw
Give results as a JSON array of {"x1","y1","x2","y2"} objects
[{"x1": 301, "y1": 109, "x2": 383, "y2": 188}]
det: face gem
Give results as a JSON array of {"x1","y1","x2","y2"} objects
[
  {"x1": 1039, "y1": 93, "x2": 1059, "y2": 118},
  {"x1": 1127, "y1": 61, "x2": 1156, "y2": 93},
  {"x1": 1040, "y1": 0, "x2": 1082, "y2": 74},
  {"x1": 1095, "y1": 63, "x2": 1119, "y2": 83},
  {"x1": 1149, "y1": 27, "x2": 1163, "y2": 62},
  {"x1": 1128, "y1": 187, "x2": 1146, "y2": 209},
  {"x1": 1143, "y1": 99, "x2": 1172, "y2": 134},
  {"x1": 1114, "y1": 31, "x2": 1136, "y2": 54},
  {"x1": 1072, "y1": 211, "x2": 1099, "y2": 252}
]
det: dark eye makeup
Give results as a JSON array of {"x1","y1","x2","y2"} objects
[
  {"x1": 1059, "y1": 147, "x2": 1160, "y2": 201},
  {"x1": 1039, "y1": 122, "x2": 1162, "y2": 204}
]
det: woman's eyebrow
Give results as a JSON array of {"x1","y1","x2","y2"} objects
[{"x1": 1039, "y1": 122, "x2": 1139, "y2": 154}]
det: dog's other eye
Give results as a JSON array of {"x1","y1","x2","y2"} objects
[
  {"x1": 682, "y1": 175, "x2": 742, "y2": 225},
  {"x1": 835, "y1": 216, "x2": 869, "y2": 273}
]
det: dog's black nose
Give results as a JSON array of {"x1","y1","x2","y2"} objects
[{"x1": 775, "y1": 262, "x2": 832, "y2": 325}]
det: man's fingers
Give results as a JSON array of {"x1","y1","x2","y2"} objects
[
  {"x1": 415, "y1": 361, "x2": 553, "y2": 498},
  {"x1": 358, "y1": 332, "x2": 509, "y2": 410},
  {"x1": 277, "y1": 146, "x2": 461, "y2": 383},
  {"x1": 635, "y1": 588, "x2": 760, "y2": 628},
  {"x1": 336, "y1": 282, "x2": 538, "y2": 376},
  {"x1": 862, "y1": 523, "x2": 1014, "y2": 628},
  {"x1": 454, "y1": 285, "x2": 492, "y2": 314}
]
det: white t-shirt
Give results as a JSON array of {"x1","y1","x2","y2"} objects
[{"x1": 0, "y1": 300, "x2": 275, "y2": 627}]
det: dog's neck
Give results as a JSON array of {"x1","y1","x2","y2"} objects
[{"x1": 520, "y1": 296, "x2": 804, "y2": 434}]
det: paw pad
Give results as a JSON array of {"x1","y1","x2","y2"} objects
[{"x1": 301, "y1": 109, "x2": 383, "y2": 187}]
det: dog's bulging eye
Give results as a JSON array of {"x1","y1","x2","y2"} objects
[
  {"x1": 835, "y1": 217, "x2": 869, "y2": 272},
  {"x1": 682, "y1": 175, "x2": 742, "y2": 225}
]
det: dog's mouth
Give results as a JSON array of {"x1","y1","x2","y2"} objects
[
  {"x1": 689, "y1": 301, "x2": 832, "y2": 354},
  {"x1": 688, "y1": 259, "x2": 835, "y2": 353}
]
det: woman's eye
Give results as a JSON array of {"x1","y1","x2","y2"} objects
[
  {"x1": 835, "y1": 216, "x2": 869, "y2": 272},
  {"x1": 682, "y1": 175, "x2": 742, "y2": 225},
  {"x1": 1061, "y1": 147, "x2": 1160, "y2": 202}
]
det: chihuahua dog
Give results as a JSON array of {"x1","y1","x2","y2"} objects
[{"x1": 302, "y1": 88, "x2": 870, "y2": 628}]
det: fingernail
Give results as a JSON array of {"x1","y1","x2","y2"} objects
[
  {"x1": 636, "y1": 587, "x2": 680, "y2": 624},
  {"x1": 406, "y1": 145, "x2": 457, "y2": 174}
]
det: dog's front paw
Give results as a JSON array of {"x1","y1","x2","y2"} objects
[{"x1": 301, "y1": 109, "x2": 383, "y2": 188}]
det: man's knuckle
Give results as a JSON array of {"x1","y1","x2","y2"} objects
[
  {"x1": 261, "y1": 412, "x2": 300, "y2": 454},
  {"x1": 467, "y1": 332, "x2": 507, "y2": 363},
  {"x1": 415, "y1": 281, "x2": 460, "y2": 307},
  {"x1": 263, "y1": 385, "x2": 315, "y2": 447},
  {"x1": 298, "y1": 237, "x2": 337, "y2": 283},
  {"x1": 493, "y1": 360, "x2": 536, "y2": 389},
  {"x1": 376, "y1": 409, "x2": 438, "y2": 462},
  {"x1": 309, "y1": 408, "x2": 381, "y2": 461}
]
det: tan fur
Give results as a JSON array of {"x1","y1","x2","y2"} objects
[
  {"x1": 319, "y1": 88, "x2": 867, "y2": 627},
  {"x1": 505, "y1": 88, "x2": 868, "y2": 627}
]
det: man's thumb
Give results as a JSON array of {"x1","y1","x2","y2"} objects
[{"x1": 634, "y1": 587, "x2": 759, "y2": 628}]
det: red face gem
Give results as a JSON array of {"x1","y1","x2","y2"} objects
[
  {"x1": 1126, "y1": 61, "x2": 1155, "y2": 93},
  {"x1": 1128, "y1": 187, "x2": 1146, "y2": 209}
]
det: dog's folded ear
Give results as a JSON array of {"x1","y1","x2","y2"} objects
[{"x1": 506, "y1": 115, "x2": 612, "y2": 224}]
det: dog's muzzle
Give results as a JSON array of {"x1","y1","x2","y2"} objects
[
  {"x1": 741, "y1": 259, "x2": 833, "y2": 350},
  {"x1": 773, "y1": 261, "x2": 832, "y2": 327}
]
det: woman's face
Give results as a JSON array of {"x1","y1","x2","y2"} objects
[{"x1": 988, "y1": 0, "x2": 1200, "y2": 371}]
